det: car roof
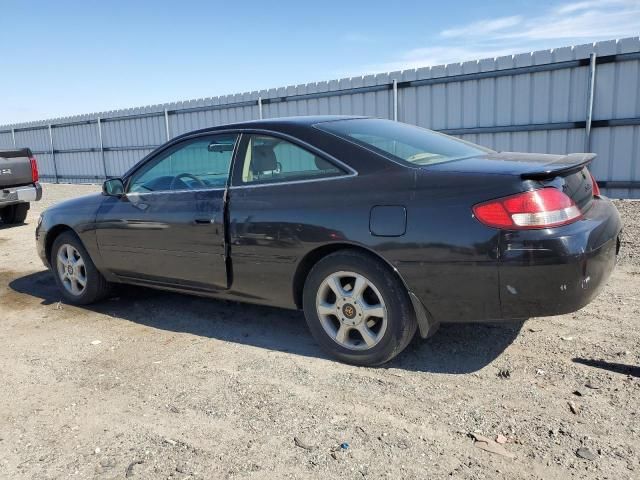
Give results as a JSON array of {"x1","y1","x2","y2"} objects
[
  {"x1": 122, "y1": 115, "x2": 401, "y2": 179},
  {"x1": 171, "y1": 115, "x2": 367, "y2": 140},
  {"x1": 211, "y1": 115, "x2": 366, "y2": 129}
]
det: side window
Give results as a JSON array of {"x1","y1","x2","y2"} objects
[
  {"x1": 239, "y1": 135, "x2": 343, "y2": 184},
  {"x1": 128, "y1": 134, "x2": 237, "y2": 193}
]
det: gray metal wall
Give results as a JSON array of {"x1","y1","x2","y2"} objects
[{"x1": 1, "y1": 37, "x2": 639, "y2": 197}]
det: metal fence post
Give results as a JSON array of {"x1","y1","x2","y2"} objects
[
  {"x1": 11, "y1": 128, "x2": 16, "y2": 147},
  {"x1": 164, "y1": 109, "x2": 171, "y2": 141},
  {"x1": 97, "y1": 118, "x2": 108, "y2": 179},
  {"x1": 585, "y1": 53, "x2": 597, "y2": 152},
  {"x1": 392, "y1": 79, "x2": 398, "y2": 121},
  {"x1": 48, "y1": 124, "x2": 59, "y2": 183},
  {"x1": 258, "y1": 97, "x2": 263, "y2": 120}
]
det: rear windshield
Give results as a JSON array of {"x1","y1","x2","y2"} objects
[{"x1": 316, "y1": 118, "x2": 491, "y2": 166}]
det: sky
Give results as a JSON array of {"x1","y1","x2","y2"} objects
[{"x1": 1, "y1": 0, "x2": 638, "y2": 125}]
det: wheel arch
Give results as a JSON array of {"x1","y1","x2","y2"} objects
[
  {"x1": 45, "y1": 224, "x2": 77, "y2": 265},
  {"x1": 292, "y1": 243, "x2": 404, "y2": 308},
  {"x1": 292, "y1": 242, "x2": 438, "y2": 338}
]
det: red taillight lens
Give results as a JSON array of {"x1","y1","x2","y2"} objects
[
  {"x1": 589, "y1": 171, "x2": 600, "y2": 197},
  {"x1": 473, "y1": 188, "x2": 582, "y2": 229},
  {"x1": 30, "y1": 156, "x2": 39, "y2": 183}
]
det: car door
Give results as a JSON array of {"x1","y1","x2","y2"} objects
[
  {"x1": 226, "y1": 133, "x2": 351, "y2": 306},
  {"x1": 95, "y1": 133, "x2": 239, "y2": 291}
]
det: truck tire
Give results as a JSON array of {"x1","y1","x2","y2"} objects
[
  {"x1": 302, "y1": 249, "x2": 417, "y2": 366},
  {"x1": 0, "y1": 203, "x2": 29, "y2": 224}
]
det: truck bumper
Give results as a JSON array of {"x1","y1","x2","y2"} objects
[{"x1": 0, "y1": 182, "x2": 42, "y2": 206}]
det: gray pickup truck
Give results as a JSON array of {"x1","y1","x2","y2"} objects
[{"x1": 0, "y1": 148, "x2": 42, "y2": 224}]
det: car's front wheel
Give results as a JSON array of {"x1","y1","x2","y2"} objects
[
  {"x1": 303, "y1": 250, "x2": 417, "y2": 366},
  {"x1": 51, "y1": 231, "x2": 110, "y2": 305}
]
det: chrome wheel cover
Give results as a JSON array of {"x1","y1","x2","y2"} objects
[
  {"x1": 56, "y1": 244, "x2": 87, "y2": 296},
  {"x1": 315, "y1": 271, "x2": 388, "y2": 351}
]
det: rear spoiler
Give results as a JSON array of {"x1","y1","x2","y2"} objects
[
  {"x1": 521, "y1": 153, "x2": 596, "y2": 180},
  {"x1": 0, "y1": 148, "x2": 33, "y2": 159}
]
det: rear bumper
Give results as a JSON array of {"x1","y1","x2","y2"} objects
[
  {"x1": 0, "y1": 182, "x2": 42, "y2": 206},
  {"x1": 499, "y1": 196, "x2": 621, "y2": 319}
]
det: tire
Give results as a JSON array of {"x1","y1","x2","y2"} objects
[
  {"x1": 50, "y1": 231, "x2": 110, "y2": 305},
  {"x1": 302, "y1": 250, "x2": 417, "y2": 366},
  {"x1": 0, "y1": 203, "x2": 29, "y2": 224}
]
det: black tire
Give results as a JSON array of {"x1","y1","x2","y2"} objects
[
  {"x1": 0, "y1": 203, "x2": 29, "y2": 224},
  {"x1": 50, "y1": 231, "x2": 111, "y2": 305},
  {"x1": 302, "y1": 250, "x2": 417, "y2": 366}
]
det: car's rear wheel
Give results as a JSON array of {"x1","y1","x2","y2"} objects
[
  {"x1": 303, "y1": 250, "x2": 417, "y2": 366},
  {"x1": 0, "y1": 203, "x2": 29, "y2": 224},
  {"x1": 51, "y1": 231, "x2": 110, "y2": 305}
]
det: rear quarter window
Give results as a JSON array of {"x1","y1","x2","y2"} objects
[{"x1": 316, "y1": 118, "x2": 491, "y2": 166}]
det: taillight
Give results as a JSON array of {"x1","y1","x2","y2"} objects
[
  {"x1": 589, "y1": 170, "x2": 600, "y2": 197},
  {"x1": 29, "y1": 156, "x2": 39, "y2": 183},
  {"x1": 473, "y1": 188, "x2": 582, "y2": 229}
]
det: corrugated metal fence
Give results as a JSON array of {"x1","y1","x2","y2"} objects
[{"x1": 1, "y1": 37, "x2": 639, "y2": 197}]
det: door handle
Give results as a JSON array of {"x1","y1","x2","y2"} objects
[{"x1": 194, "y1": 218, "x2": 215, "y2": 225}]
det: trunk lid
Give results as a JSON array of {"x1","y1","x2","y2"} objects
[
  {"x1": 425, "y1": 151, "x2": 597, "y2": 211},
  {"x1": 0, "y1": 148, "x2": 35, "y2": 188}
]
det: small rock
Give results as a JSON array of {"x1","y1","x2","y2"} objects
[
  {"x1": 99, "y1": 458, "x2": 115, "y2": 469},
  {"x1": 94, "y1": 447, "x2": 101, "y2": 454},
  {"x1": 568, "y1": 401, "x2": 579, "y2": 414},
  {"x1": 90, "y1": 340, "x2": 102, "y2": 346},
  {"x1": 163, "y1": 438, "x2": 177, "y2": 446},
  {"x1": 528, "y1": 327, "x2": 543, "y2": 333},
  {"x1": 497, "y1": 369, "x2": 511, "y2": 379},
  {"x1": 125, "y1": 460, "x2": 143, "y2": 477},
  {"x1": 470, "y1": 433, "x2": 515, "y2": 459},
  {"x1": 561, "y1": 336, "x2": 574, "y2": 341},
  {"x1": 585, "y1": 382, "x2": 600, "y2": 390},
  {"x1": 536, "y1": 369, "x2": 546, "y2": 376},
  {"x1": 572, "y1": 390, "x2": 584, "y2": 397},
  {"x1": 294, "y1": 436, "x2": 316, "y2": 451},
  {"x1": 496, "y1": 434, "x2": 508, "y2": 444},
  {"x1": 576, "y1": 447, "x2": 597, "y2": 461}
]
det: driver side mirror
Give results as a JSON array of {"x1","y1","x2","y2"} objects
[{"x1": 103, "y1": 178, "x2": 125, "y2": 196}]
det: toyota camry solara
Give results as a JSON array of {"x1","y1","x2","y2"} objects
[{"x1": 36, "y1": 116, "x2": 622, "y2": 365}]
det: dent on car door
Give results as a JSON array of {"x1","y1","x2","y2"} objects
[
  {"x1": 95, "y1": 134, "x2": 238, "y2": 290},
  {"x1": 227, "y1": 133, "x2": 350, "y2": 307}
]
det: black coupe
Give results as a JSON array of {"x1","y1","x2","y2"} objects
[{"x1": 36, "y1": 116, "x2": 621, "y2": 365}]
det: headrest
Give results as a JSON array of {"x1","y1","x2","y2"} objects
[{"x1": 251, "y1": 145, "x2": 277, "y2": 174}]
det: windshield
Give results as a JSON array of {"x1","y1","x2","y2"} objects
[{"x1": 316, "y1": 118, "x2": 492, "y2": 166}]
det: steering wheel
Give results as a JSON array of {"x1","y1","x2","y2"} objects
[{"x1": 169, "y1": 173, "x2": 206, "y2": 190}]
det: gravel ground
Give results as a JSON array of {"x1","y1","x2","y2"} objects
[{"x1": 0, "y1": 184, "x2": 639, "y2": 480}]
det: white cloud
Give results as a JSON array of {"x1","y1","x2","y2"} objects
[
  {"x1": 438, "y1": 0, "x2": 640, "y2": 42},
  {"x1": 555, "y1": 0, "x2": 634, "y2": 15},
  {"x1": 440, "y1": 16, "x2": 523, "y2": 39},
  {"x1": 343, "y1": 0, "x2": 640, "y2": 76}
]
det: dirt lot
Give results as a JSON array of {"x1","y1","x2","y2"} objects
[{"x1": 1, "y1": 184, "x2": 639, "y2": 480}]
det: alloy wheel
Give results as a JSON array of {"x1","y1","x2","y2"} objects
[
  {"x1": 56, "y1": 244, "x2": 87, "y2": 296},
  {"x1": 315, "y1": 271, "x2": 388, "y2": 350}
]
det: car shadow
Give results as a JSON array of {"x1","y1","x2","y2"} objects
[
  {"x1": 0, "y1": 221, "x2": 27, "y2": 230},
  {"x1": 9, "y1": 270, "x2": 523, "y2": 374},
  {"x1": 573, "y1": 358, "x2": 640, "y2": 378}
]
